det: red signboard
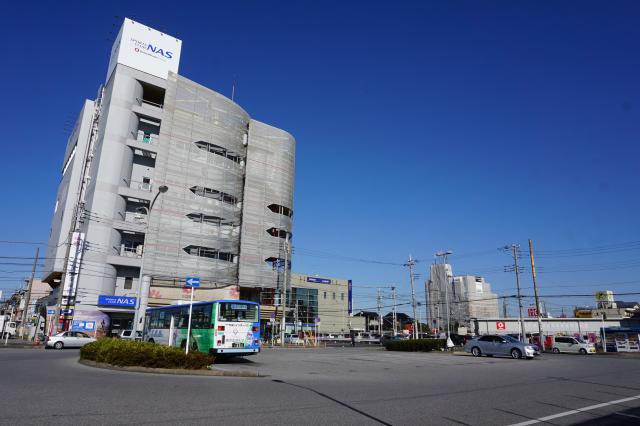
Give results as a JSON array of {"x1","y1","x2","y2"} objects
[
  {"x1": 496, "y1": 321, "x2": 506, "y2": 330},
  {"x1": 527, "y1": 307, "x2": 538, "y2": 317}
]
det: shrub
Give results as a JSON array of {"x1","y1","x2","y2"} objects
[
  {"x1": 383, "y1": 338, "x2": 446, "y2": 352},
  {"x1": 80, "y1": 338, "x2": 215, "y2": 369}
]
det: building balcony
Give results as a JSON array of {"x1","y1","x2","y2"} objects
[
  {"x1": 117, "y1": 179, "x2": 153, "y2": 200},
  {"x1": 113, "y1": 211, "x2": 146, "y2": 233},
  {"x1": 126, "y1": 131, "x2": 159, "y2": 154},
  {"x1": 132, "y1": 98, "x2": 163, "y2": 119}
]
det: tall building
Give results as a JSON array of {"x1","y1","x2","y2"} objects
[
  {"x1": 42, "y1": 18, "x2": 295, "y2": 336},
  {"x1": 451, "y1": 275, "x2": 499, "y2": 324},
  {"x1": 428, "y1": 264, "x2": 499, "y2": 333}
]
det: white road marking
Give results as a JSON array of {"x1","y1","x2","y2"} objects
[
  {"x1": 615, "y1": 411, "x2": 640, "y2": 420},
  {"x1": 509, "y1": 394, "x2": 640, "y2": 426}
]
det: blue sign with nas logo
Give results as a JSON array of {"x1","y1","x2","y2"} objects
[{"x1": 97, "y1": 295, "x2": 137, "y2": 308}]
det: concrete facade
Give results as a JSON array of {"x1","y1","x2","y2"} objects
[
  {"x1": 42, "y1": 19, "x2": 295, "y2": 335},
  {"x1": 287, "y1": 273, "x2": 352, "y2": 334}
]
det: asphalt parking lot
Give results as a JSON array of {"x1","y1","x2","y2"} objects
[{"x1": 1, "y1": 346, "x2": 639, "y2": 425}]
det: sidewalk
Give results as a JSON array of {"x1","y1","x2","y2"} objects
[{"x1": 0, "y1": 338, "x2": 44, "y2": 349}]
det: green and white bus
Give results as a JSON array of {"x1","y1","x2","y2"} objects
[{"x1": 143, "y1": 300, "x2": 260, "y2": 356}]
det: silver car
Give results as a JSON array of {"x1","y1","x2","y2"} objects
[
  {"x1": 464, "y1": 334, "x2": 539, "y2": 359},
  {"x1": 46, "y1": 331, "x2": 96, "y2": 349}
]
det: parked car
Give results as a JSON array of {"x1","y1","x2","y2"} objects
[
  {"x1": 45, "y1": 331, "x2": 96, "y2": 349},
  {"x1": 551, "y1": 336, "x2": 596, "y2": 354},
  {"x1": 464, "y1": 334, "x2": 539, "y2": 359},
  {"x1": 119, "y1": 330, "x2": 142, "y2": 340}
]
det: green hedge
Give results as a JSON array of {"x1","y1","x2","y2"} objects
[
  {"x1": 80, "y1": 338, "x2": 215, "y2": 369},
  {"x1": 383, "y1": 338, "x2": 446, "y2": 352}
]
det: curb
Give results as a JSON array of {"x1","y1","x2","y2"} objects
[
  {"x1": 0, "y1": 345, "x2": 44, "y2": 350},
  {"x1": 78, "y1": 359, "x2": 261, "y2": 377}
]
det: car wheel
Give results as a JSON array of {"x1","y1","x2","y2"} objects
[
  {"x1": 579, "y1": 348, "x2": 587, "y2": 355},
  {"x1": 471, "y1": 347, "x2": 482, "y2": 357},
  {"x1": 511, "y1": 348, "x2": 522, "y2": 359},
  {"x1": 54, "y1": 341, "x2": 64, "y2": 350},
  {"x1": 180, "y1": 340, "x2": 186, "y2": 349},
  {"x1": 191, "y1": 341, "x2": 198, "y2": 352},
  {"x1": 552, "y1": 347, "x2": 560, "y2": 354}
]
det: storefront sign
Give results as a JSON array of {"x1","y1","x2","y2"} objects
[
  {"x1": 306, "y1": 277, "x2": 331, "y2": 284},
  {"x1": 97, "y1": 295, "x2": 137, "y2": 308}
]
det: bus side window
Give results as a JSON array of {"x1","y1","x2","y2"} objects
[{"x1": 179, "y1": 307, "x2": 189, "y2": 328}]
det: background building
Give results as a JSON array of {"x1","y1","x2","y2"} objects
[
  {"x1": 428, "y1": 263, "x2": 499, "y2": 333},
  {"x1": 451, "y1": 275, "x2": 499, "y2": 327},
  {"x1": 271, "y1": 273, "x2": 352, "y2": 335},
  {"x1": 42, "y1": 18, "x2": 295, "y2": 336}
]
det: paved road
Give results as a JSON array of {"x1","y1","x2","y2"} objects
[{"x1": 1, "y1": 347, "x2": 639, "y2": 425}]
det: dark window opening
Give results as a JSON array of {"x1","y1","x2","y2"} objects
[
  {"x1": 124, "y1": 277, "x2": 133, "y2": 290},
  {"x1": 186, "y1": 213, "x2": 234, "y2": 226},
  {"x1": 137, "y1": 80, "x2": 165, "y2": 108},
  {"x1": 265, "y1": 257, "x2": 290, "y2": 270},
  {"x1": 194, "y1": 141, "x2": 244, "y2": 164},
  {"x1": 266, "y1": 227, "x2": 291, "y2": 239},
  {"x1": 183, "y1": 245, "x2": 234, "y2": 262},
  {"x1": 267, "y1": 203, "x2": 293, "y2": 218},
  {"x1": 190, "y1": 186, "x2": 238, "y2": 205}
]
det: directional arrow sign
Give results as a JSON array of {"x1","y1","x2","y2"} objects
[{"x1": 185, "y1": 276, "x2": 200, "y2": 287}]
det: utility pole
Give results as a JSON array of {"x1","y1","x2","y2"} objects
[
  {"x1": 376, "y1": 288, "x2": 382, "y2": 336},
  {"x1": 510, "y1": 244, "x2": 526, "y2": 343},
  {"x1": 21, "y1": 247, "x2": 39, "y2": 339},
  {"x1": 405, "y1": 255, "x2": 419, "y2": 339},
  {"x1": 424, "y1": 280, "x2": 430, "y2": 334},
  {"x1": 528, "y1": 239, "x2": 544, "y2": 351},
  {"x1": 280, "y1": 233, "x2": 290, "y2": 347},
  {"x1": 435, "y1": 251, "x2": 453, "y2": 345},
  {"x1": 391, "y1": 286, "x2": 397, "y2": 336},
  {"x1": 502, "y1": 298, "x2": 508, "y2": 319}
]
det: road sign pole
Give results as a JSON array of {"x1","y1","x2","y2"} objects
[{"x1": 185, "y1": 286, "x2": 194, "y2": 355}]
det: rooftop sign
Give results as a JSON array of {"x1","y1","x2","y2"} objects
[
  {"x1": 107, "y1": 18, "x2": 182, "y2": 81},
  {"x1": 306, "y1": 277, "x2": 331, "y2": 284}
]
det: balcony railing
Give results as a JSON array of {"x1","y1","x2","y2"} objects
[
  {"x1": 122, "y1": 178, "x2": 153, "y2": 192},
  {"x1": 135, "y1": 97, "x2": 164, "y2": 109},
  {"x1": 120, "y1": 244, "x2": 143, "y2": 258},
  {"x1": 133, "y1": 130, "x2": 159, "y2": 144}
]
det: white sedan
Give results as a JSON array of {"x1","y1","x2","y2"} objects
[{"x1": 46, "y1": 331, "x2": 96, "y2": 349}]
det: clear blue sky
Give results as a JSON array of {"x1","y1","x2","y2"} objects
[{"x1": 1, "y1": 1, "x2": 639, "y2": 316}]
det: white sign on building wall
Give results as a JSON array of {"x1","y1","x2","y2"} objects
[{"x1": 106, "y1": 18, "x2": 182, "y2": 81}]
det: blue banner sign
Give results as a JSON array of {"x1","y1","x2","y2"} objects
[
  {"x1": 230, "y1": 304, "x2": 248, "y2": 310},
  {"x1": 97, "y1": 295, "x2": 137, "y2": 308},
  {"x1": 306, "y1": 277, "x2": 331, "y2": 284},
  {"x1": 72, "y1": 320, "x2": 96, "y2": 331}
]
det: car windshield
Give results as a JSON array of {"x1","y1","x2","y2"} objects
[{"x1": 504, "y1": 335, "x2": 520, "y2": 343}]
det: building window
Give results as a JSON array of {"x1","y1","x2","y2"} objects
[
  {"x1": 194, "y1": 141, "x2": 244, "y2": 164},
  {"x1": 333, "y1": 292, "x2": 336, "y2": 300},
  {"x1": 183, "y1": 245, "x2": 235, "y2": 262},
  {"x1": 186, "y1": 213, "x2": 233, "y2": 226},
  {"x1": 190, "y1": 185, "x2": 237, "y2": 205},
  {"x1": 124, "y1": 277, "x2": 133, "y2": 290},
  {"x1": 323, "y1": 292, "x2": 327, "y2": 300},
  {"x1": 266, "y1": 227, "x2": 291, "y2": 239},
  {"x1": 341, "y1": 293, "x2": 344, "y2": 301},
  {"x1": 267, "y1": 203, "x2": 293, "y2": 218}
]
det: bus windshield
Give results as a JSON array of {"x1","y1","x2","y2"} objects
[{"x1": 218, "y1": 302, "x2": 258, "y2": 322}]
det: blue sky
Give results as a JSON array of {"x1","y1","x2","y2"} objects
[{"x1": 0, "y1": 1, "x2": 639, "y2": 316}]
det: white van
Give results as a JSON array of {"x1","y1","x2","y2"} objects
[
  {"x1": 552, "y1": 336, "x2": 596, "y2": 354},
  {"x1": 0, "y1": 316, "x2": 17, "y2": 339}
]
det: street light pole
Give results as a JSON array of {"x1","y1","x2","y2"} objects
[{"x1": 132, "y1": 185, "x2": 168, "y2": 334}]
